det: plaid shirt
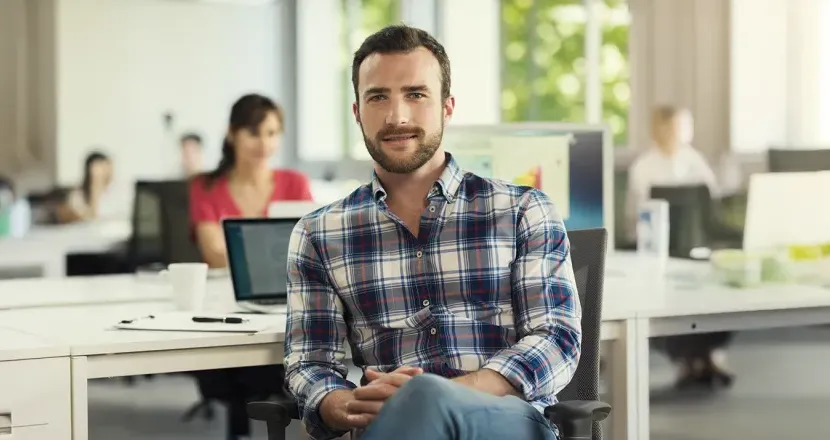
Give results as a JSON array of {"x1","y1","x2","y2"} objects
[{"x1": 284, "y1": 154, "x2": 582, "y2": 440}]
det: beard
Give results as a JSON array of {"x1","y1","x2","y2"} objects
[{"x1": 361, "y1": 121, "x2": 444, "y2": 174}]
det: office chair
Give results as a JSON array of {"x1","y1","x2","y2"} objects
[
  {"x1": 126, "y1": 180, "x2": 173, "y2": 271},
  {"x1": 767, "y1": 147, "x2": 830, "y2": 172},
  {"x1": 247, "y1": 227, "x2": 612, "y2": 440}
]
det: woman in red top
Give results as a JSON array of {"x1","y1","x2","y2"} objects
[{"x1": 189, "y1": 94, "x2": 313, "y2": 268}]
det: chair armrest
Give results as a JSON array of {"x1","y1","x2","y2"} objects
[
  {"x1": 544, "y1": 400, "x2": 611, "y2": 440},
  {"x1": 247, "y1": 395, "x2": 300, "y2": 425}
]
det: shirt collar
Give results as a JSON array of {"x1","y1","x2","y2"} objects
[{"x1": 371, "y1": 153, "x2": 463, "y2": 203}]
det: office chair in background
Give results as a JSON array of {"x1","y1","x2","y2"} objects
[
  {"x1": 248, "y1": 228, "x2": 612, "y2": 440},
  {"x1": 767, "y1": 147, "x2": 830, "y2": 173},
  {"x1": 649, "y1": 184, "x2": 743, "y2": 259}
]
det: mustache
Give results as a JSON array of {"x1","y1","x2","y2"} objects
[{"x1": 376, "y1": 125, "x2": 425, "y2": 140}]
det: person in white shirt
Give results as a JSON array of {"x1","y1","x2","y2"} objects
[
  {"x1": 625, "y1": 106, "x2": 719, "y2": 241},
  {"x1": 627, "y1": 105, "x2": 733, "y2": 390},
  {"x1": 56, "y1": 151, "x2": 116, "y2": 223}
]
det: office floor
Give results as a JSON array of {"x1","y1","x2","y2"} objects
[{"x1": 88, "y1": 326, "x2": 830, "y2": 440}]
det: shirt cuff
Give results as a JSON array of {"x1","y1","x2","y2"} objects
[
  {"x1": 483, "y1": 350, "x2": 538, "y2": 401},
  {"x1": 301, "y1": 375, "x2": 356, "y2": 440}
]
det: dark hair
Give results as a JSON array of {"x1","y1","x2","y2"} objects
[
  {"x1": 81, "y1": 150, "x2": 110, "y2": 203},
  {"x1": 351, "y1": 24, "x2": 451, "y2": 102},
  {"x1": 203, "y1": 94, "x2": 284, "y2": 187},
  {"x1": 180, "y1": 132, "x2": 202, "y2": 146}
]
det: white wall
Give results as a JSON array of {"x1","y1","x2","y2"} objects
[
  {"x1": 730, "y1": 0, "x2": 830, "y2": 153},
  {"x1": 55, "y1": 0, "x2": 282, "y2": 185}
]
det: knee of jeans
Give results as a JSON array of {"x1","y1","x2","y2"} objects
[{"x1": 397, "y1": 374, "x2": 456, "y2": 405}]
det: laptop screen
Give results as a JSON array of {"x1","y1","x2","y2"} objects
[{"x1": 223, "y1": 218, "x2": 300, "y2": 301}]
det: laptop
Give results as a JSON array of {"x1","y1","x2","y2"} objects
[{"x1": 222, "y1": 217, "x2": 301, "y2": 310}]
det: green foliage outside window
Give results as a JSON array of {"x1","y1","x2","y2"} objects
[{"x1": 501, "y1": 0, "x2": 630, "y2": 146}]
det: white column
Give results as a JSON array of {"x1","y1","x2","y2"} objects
[
  {"x1": 296, "y1": 0, "x2": 344, "y2": 161},
  {"x1": 786, "y1": 0, "x2": 826, "y2": 146},
  {"x1": 438, "y1": 0, "x2": 500, "y2": 125},
  {"x1": 819, "y1": 1, "x2": 830, "y2": 143},
  {"x1": 584, "y1": 0, "x2": 602, "y2": 124},
  {"x1": 400, "y1": 0, "x2": 439, "y2": 36}
]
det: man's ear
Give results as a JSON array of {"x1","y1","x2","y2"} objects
[
  {"x1": 443, "y1": 96, "x2": 456, "y2": 124},
  {"x1": 352, "y1": 102, "x2": 361, "y2": 125}
]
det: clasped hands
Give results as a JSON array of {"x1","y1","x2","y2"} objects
[{"x1": 321, "y1": 366, "x2": 423, "y2": 430}]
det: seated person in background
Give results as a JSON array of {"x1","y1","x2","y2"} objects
[
  {"x1": 625, "y1": 105, "x2": 719, "y2": 241},
  {"x1": 626, "y1": 106, "x2": 733, "y2": 390},
  {"x1": 189, "y1": 94, "x2": 313, "y2": 268},
  {"x1": 285, "y1": 25, "x2": 581, "y2": 440},
  {"x1": 179, "y1": 132, "x2": 204, "y2": 178},
  {"x1": 56, "y1": 151, "x2": 114, "y2": 223}
]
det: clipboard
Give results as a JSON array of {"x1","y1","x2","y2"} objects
[{"x1": 114, "y1": 311, "x2": 274, "y2": 333}]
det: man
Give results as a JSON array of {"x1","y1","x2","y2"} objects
[
  {"x1": 179, "y1": 132, "x2": 203, "y2": 178},
  {"x1": 284, "y1": 24, "x2": 581, "y2": 440}
]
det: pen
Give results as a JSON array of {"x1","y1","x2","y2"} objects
[{"x1": 192, "y1": 316, "x2": 248, "y2": 324}]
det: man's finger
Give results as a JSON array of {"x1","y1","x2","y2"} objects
[
  {"x1": 353, "y1": 383, "x2": 398, "y2": 401},
  {"x1": 393, "y1": 366, "x2": 423, "y2": 376},
  {"x1": 367, "y1": 372, "x2": 414, "y2": 387},
  {"x1": 345, "y1": 413, "x2": 374, "y2": 429},
  {"x1": 346, "y1": 399, "x2": 383, "y2": 415}
]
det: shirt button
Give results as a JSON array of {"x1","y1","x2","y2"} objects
[
  {"x1": 430, "y1": 328, "x2": 437, "y2": 335},
  {"x1": 422, "y1": 299, "x2": 430, "y2": 306},
  {"x1": 428, "y1": 205, "x2": 436, "y2": 213},
  {"x1": 416, "y1": 250, "x2": 423, "y2": 258}
]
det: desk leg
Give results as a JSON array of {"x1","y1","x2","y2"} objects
[
  {"x1": 634, "y1": 318, "x2": 650, "y2": 440},
  {"x1": 71, "y1": 356, "x2": 89, "y2": 440},
  {"x1": 609, "y1": 319, "x2": 639, "y2": 440}
]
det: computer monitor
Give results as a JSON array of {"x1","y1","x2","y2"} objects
[
  {"x1": 442, "y1": 123, "x2": 614, "y2": 245},
  {"x1": 222, "y1": 217, "x2": 300, "y2": 303}
]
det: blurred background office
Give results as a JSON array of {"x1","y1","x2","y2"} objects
[{"x1": 2, "y1": 0, "x2": 830, "y2": 439}]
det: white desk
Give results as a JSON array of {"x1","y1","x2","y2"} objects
[
  {"x1": 0, "y1": 274, "x2": 638, "y2": 440},
  {"x1": 0, "y1": 220, "x2": 131, "y2": 277},
  {"x1": 605, "y1": 253, "x2": 830, "y2": 440},
  {"x1": 0, "y1": 327, "x2": 71, "y2": 440}
]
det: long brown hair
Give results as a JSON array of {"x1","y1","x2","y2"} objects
[{"x1": 203, "y1": 94, "x2": 284, "y2": 187}]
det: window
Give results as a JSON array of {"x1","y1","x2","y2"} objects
[
  {"x1": 501, "y1": 0, "x2": 630, "y2": 146},
  {"x1": 342, "y1": 0, "x2": 400, "y2": 160}
]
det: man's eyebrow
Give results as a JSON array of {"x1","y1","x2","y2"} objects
[
  {"x1": 363, "y1": 87, "x2": 390, "y2": 98},
  {"x1": 402, "y1": 85, "x2": 429, "y2": 93}
]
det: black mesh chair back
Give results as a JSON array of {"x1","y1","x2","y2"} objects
[
  {"x1": 127, "y1": 181, "x2": 166, "y2": 270},
  {"x1": 650, "y1": 184, "x2": 711, "y2": 259},
  {"x1": 555, "y1": 228, "x2": 608, "y2": 440},
  {"x1": 767, "y1": 148, "x2": 830, "y2": 172},
  {"x1": 157, "y1": 181, "x2": 202, "y2": 264},
  {"x1": 128, "y1": 180, "x2": 191, "y2": 269}
]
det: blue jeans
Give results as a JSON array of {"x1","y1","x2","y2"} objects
[{"x1": 360, "y1": 374, "x2": 558, "y2": 440}]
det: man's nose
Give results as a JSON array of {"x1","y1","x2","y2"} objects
[{"x1": 385, "y1": 98, "x2": 410, "y2": 126}]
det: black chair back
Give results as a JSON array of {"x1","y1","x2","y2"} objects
[
  {"x1": 128, "y1": 180, "x2": 187, "y2": 270},
  {"x1": 556, "y1": 228, "x2": 608, "y2": 440},
  {"x1": 158, "y1": 181, "x2": 202, "y2": 264},
  {"x1": 650, "y1": 184, "x2": 711, "y2": 259},
  {"x1": 767, "y1": 148, "x2": 830, "y2": 172}
]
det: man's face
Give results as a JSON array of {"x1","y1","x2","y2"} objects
[
  {"x1": 181, "y1": 140, "x2": 203, "y2": 175},
  {"x1": 353, "y1": 47, "x2": 454, "y2": 174}
]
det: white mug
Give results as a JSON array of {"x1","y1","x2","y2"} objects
[{"x1": 160, "y1": 263, "x2": 209, "y2": 311}]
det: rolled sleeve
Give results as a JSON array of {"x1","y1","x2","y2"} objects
[
  {"x1": 284, "y1": 217, "x2": 355, "y2": 439},
  {"x1": 484, "y1": 189, "x2": 582, "y2": 401}
]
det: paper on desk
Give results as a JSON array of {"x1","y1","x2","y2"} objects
[{"x1": 114, "y1": 311, "x2": 274, "y2": 333}]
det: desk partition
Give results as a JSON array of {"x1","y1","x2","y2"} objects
[{"x1": 443, "y1": 123, "x2": 613, "y2": 245}]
